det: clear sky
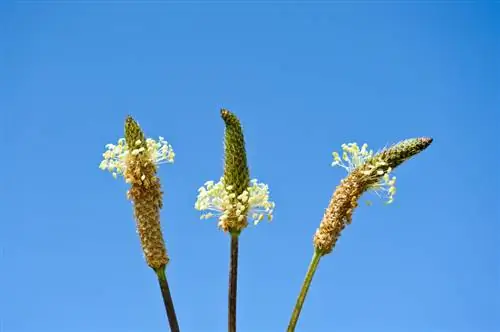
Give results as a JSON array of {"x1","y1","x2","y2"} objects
[{"x1": 2, "y1": 2, "x2": 498, "y2": 332}]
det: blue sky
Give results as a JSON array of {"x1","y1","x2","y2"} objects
[{"x1": 2, "y1": 2, "x2": 498, "y2": 332}]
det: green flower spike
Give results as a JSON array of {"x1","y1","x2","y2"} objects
[
  {"x1": 194, "y1": 109, "x2": 275, "y2": 234},
  {"x1": 220, "y1": 108, "x2": 250, "y2": 233}
]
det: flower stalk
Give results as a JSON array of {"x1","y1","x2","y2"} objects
[
  {"x1": 228, "y1": 233, "x2": 239, "y2": 332},
  {"x1": 155, "y1": 267, "x2": 180, "y2": 332},
  {"x1": 287, "y1": 137, "x2": 433, "y2": 331},
  {"x1": 286, "y1": 250, "x2": 321, "y2": 332}
]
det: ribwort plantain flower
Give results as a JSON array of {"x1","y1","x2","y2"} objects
[
  {"x1": 99, "y1": 116, "x2": 175, "y2": 269},
  {"x1": 314, "y1": 137, "x2": 433, "y2": 255},
  {"x1": 194, "y1": 109, "x2": 275, "y2": 234}
]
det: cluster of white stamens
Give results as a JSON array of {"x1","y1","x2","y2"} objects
[
  {"x1": 99, "y1": 137, "x2": 175, "y2": 179},
  {"x1": 332, "y1": 142, "x2": 397, "y2": 204},
  {"x1": 195, "y1": 178, "x2": 275, "y2": 226}
]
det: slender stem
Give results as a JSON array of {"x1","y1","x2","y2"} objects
[
  {"x1": 228, "y1": 233, "x2": 239, "y2": 332},
  {"x1": 155, "y1": 266, "x2": 181, "y2": 332},
  {"x1": 287, "y1": 250, "x2": 322, "y2": 332}
]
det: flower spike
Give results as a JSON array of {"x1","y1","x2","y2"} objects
[
  {"x1": 194, "y1": 109, "x2": 275, "y2": 233},
  {"x1": 99, "y1": 116, "x2": 175, "y2": 269},
  {"x1": 314, "y1": 137, "x2": 433, "y2": 255}
]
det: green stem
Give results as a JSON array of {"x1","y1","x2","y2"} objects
[
  {"x1": 228, "y1": 233, "x2": 239, "y2": 332},
  {"x1": 287, "y1": 250, "x2": 322, "y2": 332},
  {"x1": 154, "y1": 266, "x2": 181, "y2": 332}
]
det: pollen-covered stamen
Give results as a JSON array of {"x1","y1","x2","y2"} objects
[
  {"x1": 147, "y1": 136, "x2": 175, "y2": 165},
  {"x1": 246, "y1": 179, "x2": 275, "y2": 224},
  {"x1": 331, "y1": 142, "x2": 396, "y2": 204},
  {"x1": 369, "y1": 172, "x2": 397, "y2": 204},
  {"x1": 99, "y1": 136, "x2": 175, "y2": 179},
  {"x1": 332, "y1": 143, "x2": 373, "y2": 172},
  {"x1": 195, "y1": 177, "x2": 275, "y2": 227}
]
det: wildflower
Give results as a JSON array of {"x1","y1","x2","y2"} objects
[
  {"x1": 314, "y1": 137, "x2": 433, "y2": 255},
  {"x1": 99, "y1": 116, "x2": 175, "y2": 269},
  {"x1": 194, "y1": 109, "x2": 275, "y2": 233},
  {"x1": 195, "y1": 177, "x2": 275, "y2": 230}
]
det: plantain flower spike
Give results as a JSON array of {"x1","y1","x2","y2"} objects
[
  {"x1": 195, "y1": 109, "x2": 275, "y2": 234},
  {"x1": 314, "y1": 137, "x2": 433, "y2": 255},
  {"x1": 99, "y1": 116, "x2": 175, "y2": 269}
]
